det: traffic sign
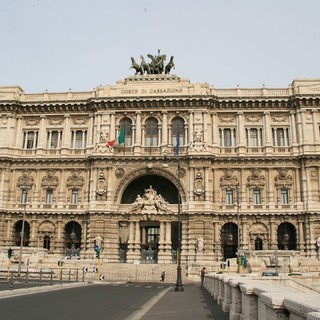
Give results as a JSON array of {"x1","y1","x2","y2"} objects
[
  {"x1": 83, "y1": 267, "x2": 88, "y2": 273},
  {"x1": 93, "y1": 267, "x2": 98, "y2": 273},
  {"x1": 99, "y1": 275, "x2": 104, "y2": 280}
]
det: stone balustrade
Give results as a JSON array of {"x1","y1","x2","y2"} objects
[{"x1": 204, "y1": 273, "x2": 320, "y2": 320}]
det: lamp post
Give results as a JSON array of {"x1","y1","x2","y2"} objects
[
  {"x1": 161, "y1": 144, "x2": 184, "y2": 292},
  {"x1": 18, "y1": 186, "x2": 30, "y2": 277},
  {"x1": 236, "y1": 183, "x2": 241, "y2": 273}
]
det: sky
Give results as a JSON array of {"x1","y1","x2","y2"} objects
[{"x1": 1, "y1": 0, "x2": 320, "y2": 93}]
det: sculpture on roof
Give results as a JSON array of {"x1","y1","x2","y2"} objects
[{"x1": 130, "y1": 50, "x2": 175, "y2": 75}]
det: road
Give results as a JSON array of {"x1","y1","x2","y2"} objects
[{"x1": 0, "y1": 282, "x2": 171, "y2": 320}]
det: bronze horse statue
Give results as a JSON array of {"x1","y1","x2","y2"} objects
[
  {"x1": 140, "y1": 55, "x2": 151, "y2": 74},
  {"x1": 130, "y1": 57, "x2": 143, "y2": 75},
  {"x1": 165, "y1": 56, "x2": 175, "y2": 74}
]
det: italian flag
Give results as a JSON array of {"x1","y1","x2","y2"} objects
[{"x1": 106, "y1": 128, "x2": 125, "y2": 147}]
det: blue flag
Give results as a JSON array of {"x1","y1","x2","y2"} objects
[{"x1": 175, "y1": 134, "x2": 180, "y2": 155}]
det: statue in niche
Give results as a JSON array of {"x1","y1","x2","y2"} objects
[{"x1": 196, "y1": 236, "x2": 204, "y2": 254}]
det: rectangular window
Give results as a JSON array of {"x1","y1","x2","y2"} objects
[
  {"x1": 23, "y1": 131, "x2": 38, "y2": 149},
  {"x1": 219, "y1": 128, "x2": 236, "y2": 147},
  {"x1": 46, "y1": 189, "x2": 53, "y2": 204},
  {"x1": 71, "y1": 130, "x2": 87, "y2": 148},
  {"x1": 272, "y1": 128, "x2": 289, "y2": 147},
  {"x1": 247, "y1": 128, "x2": 262, "y2": 147},
  {"x1": 226, "y1": 189, "x2": 234, "y2": 204},
  {"x1": 253, "y1": 189, "x2": 261, "y2": 204},
  {"x1": 47, "y1": 131, "x2": 62, "y2": 149},
  {"x1": 280, "y1": 188, "x2": 289, "y2": 204},
  {"x1": 71, "y1": 190, "x2": 79, "y2": 204},
  {"x1": 21, "y1": 189, "x2": 28, "y2": 203}
]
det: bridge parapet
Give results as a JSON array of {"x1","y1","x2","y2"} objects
[{"x1": 204, "y1": 273, "x2": 320, "y2": 320}]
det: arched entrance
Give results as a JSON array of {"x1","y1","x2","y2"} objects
[
  {"x1": 119, "y1": 173, "x2": 181, "y2": 264},
  {"x1": 221, "y1": 223, "x2": 238, "y2": 260},
  {"x1": 14, "y1": 220, "x2": 30, "y2": 247},
  {"x1": 277, "y1": 222, "x2": 297, "y2": 250},
  {"x1": 64, "y1": 221, "x2": 82, "y2": 258}
]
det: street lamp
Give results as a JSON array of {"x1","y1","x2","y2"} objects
[
  {"x1": 18, "y1": 186, "x2": 31, "y2": 277},
  {"x1": 236, "y1": 183, "x2": 241, "y2": 273},
  {"x1": 161, "y1": 144, "x2": 184, "y2": 292}
]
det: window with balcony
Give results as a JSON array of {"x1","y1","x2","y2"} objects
[
  {"x1": 145, "y1": 118, "x2": 158, "y2": 147},
  {"x1": 119, "y1": 118, "x2": 132, "y2": 146},
  {"x1": 219, "y1": 128, "x2": 236, "y2": 147},
  {"x1": 246, "y1": 128, "x2": 263, "y2": 147},
  {"x1": 171, "y1": 117, "x2": 185, "y2": 146},
  {"x1": 23, "y1": 131, "x2": 38, "y2": 149},
  {"x1": 47, "y1": 130, "x2": 62, "y2": 149},
  {"x1": 71, "y1": 130, "x2": 87, "y2": 148},
  {"x1": 272, "y1": 128, "x2": 289, "y2": 147}
]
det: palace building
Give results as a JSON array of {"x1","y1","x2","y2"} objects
[{"x1": 1, "y1": 56, "x2": 320, "y2": 274}]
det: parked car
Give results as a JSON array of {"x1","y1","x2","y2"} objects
[{"x1": 262, "y1": 271, "x2": 279, "y2": 276}]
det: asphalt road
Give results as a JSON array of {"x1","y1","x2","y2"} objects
[{"x1": 0, "y1": 283, "x2": 171, "y2": 320}]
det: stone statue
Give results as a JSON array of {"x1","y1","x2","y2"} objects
[{"x1": 197, "y1": 236, "x2": 204, "y2": 254}]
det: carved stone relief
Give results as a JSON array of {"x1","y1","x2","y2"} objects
[{"x1": 130, "y1": 185, "x2": 172, "y2": 214}]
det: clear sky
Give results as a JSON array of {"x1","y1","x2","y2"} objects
[{"x1": 1, "y1": 0, "x2": 320, "y2": 93}]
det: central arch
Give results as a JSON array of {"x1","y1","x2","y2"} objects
[{"x1": 121, "y1": 174, "x2": 178, "y2": 204}]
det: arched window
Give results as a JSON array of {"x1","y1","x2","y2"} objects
[
  {"x1": 145, "y1": 118, "x2": 158, "y2": 147},
  {"x1": 171, "y1": 117, "x2": 185, "y2": 147},
  {"x1": 120, "y1": 118, "x2": 133, "y2": 146}
]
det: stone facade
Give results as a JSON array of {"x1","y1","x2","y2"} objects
[{"x1": 0, "y1": 74, "x2": 320, "y2": 271}]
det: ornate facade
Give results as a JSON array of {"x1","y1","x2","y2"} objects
[{"x1": 1, "y1": 73, "x2": 320, "y2": 270}]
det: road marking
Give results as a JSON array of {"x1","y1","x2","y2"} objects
[{"x1": 124, "y1": 286, "x2": 172, "y2": 320}]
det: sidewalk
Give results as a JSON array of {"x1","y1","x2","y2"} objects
[{"x1": 140, "y1": 283, "x2": 229, "y2": 320}]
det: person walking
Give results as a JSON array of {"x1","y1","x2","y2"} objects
[{"x1": 200, "y1": 267, "x2": 206, "y2": 287}]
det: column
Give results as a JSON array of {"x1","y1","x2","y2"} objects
[
  {"x1": 188, "y1": 111, "x2": 193, "y2": 143},
  {"x1": 161, "y1": 111, "x2": 168, "y2": 145},
  {"x1": 263, "y1": 111, "x2": 272, "y2": 154},
  {"x1": 61, "y1": 114, "x2": 70, "y2": 154},
  {"x1": 157, "y1": 221, "x2": 166, "y2": 263}
]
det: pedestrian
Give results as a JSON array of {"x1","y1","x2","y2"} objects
[
  {"x1": 200, "y1": 267, "x2": 206, "y2": 287},
  {"x1": 160, "y1": 271, "x2": 165, "y2": 282}
]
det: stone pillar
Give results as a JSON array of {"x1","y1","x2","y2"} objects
[
  {"x1": 157, "y1": 221, "x2": 165, "y2": 263},
  {"x1": 240, "y1": 283, "x2": 258, "y2": 320},
  {"x1": 217, "y1": 276, "x2": 225, "y2": 305},
  {"x1": 222, "y1": 277, "x2": 232, "y2": 313},
  {"x1": 181, "y1": 219, "x2": 188, "y2": 263},
  {"x1": 229, "y1": 279, "x2": 242, "y2": 320},
  {"x1": 126, "y1": 221, "x2": 135, "y2": 263}
]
